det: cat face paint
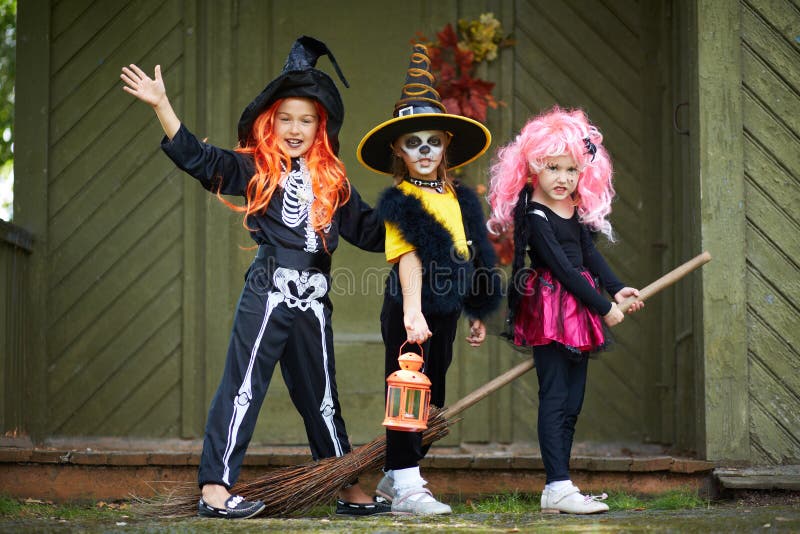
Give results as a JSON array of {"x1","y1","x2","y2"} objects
[{"x1": 394, "y1": 130, "x2": 448, "y2": 179}]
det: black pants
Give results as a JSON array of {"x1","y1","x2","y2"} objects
[
  {"x1": 381, "y1": 296, "x2": 460, "y2": 470},
  {"x1": 534, "y1": 342, "x2": 589, "y2": 483},
  {"x1": 198, "y1": 263, "x2": 350, "y2": 488}
]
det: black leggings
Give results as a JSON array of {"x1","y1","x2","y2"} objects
[{"x1": 534, "y1": 342, "x2": 589, "y2": 483}]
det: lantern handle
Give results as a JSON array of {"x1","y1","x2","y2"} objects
[{"x1": 398, "y1": 340, "x2": 424, "y2": 360}]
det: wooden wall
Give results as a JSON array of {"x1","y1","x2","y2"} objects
[
  {"x1": 692, "y1": 0, "x2": 800, "y2": 463},
  {"x1": 739, "y1": 0, "x2": 800, "y2": 464},
  {"x1": 44, "y1": 0, "x2": 189, "y2": 437}
]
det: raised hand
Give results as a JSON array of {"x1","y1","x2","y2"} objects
[
  {"x1": 121, "y1": 64, "x2": 167, "y2": 108},
  {"x1": 120, "y1": 63, "x2": 180, "y2": 139}
]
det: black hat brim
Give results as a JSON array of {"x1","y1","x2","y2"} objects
[
  {"x1": 357, "y1": 113, "x2": 491, "y2": 175},
  {"x1": 237, "y1": 70, "x2": 344, "y2": 153}
]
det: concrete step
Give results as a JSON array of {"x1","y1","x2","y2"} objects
[
  {"x1": 715, "y1": 466, "x2": 800, "y2": 491},
  {"x1": 0, "y1": 437, "x2": 716, "y2": 503}
]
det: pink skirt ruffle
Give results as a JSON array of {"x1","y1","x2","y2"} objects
[{"x1": 514, "y1": 269, "x2": 606, "y2": 353}]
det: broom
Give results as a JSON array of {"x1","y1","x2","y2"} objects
[{"x1": 138, "y1": 251, "x2": 711, "y2": 518}]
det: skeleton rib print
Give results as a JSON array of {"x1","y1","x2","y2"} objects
[{"x1": 280, "y1": 158, "x2": 320, "y2": 252}]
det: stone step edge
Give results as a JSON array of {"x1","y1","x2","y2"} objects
[
  {"x1": 714, "y1": 466, "x2": 800, "y2": 490},
  {"x1": 0, "y1": 448, "x2": 714, "y2": 474}
]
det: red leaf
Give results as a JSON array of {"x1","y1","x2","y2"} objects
[
  {"x1": 454, "y1": 48, "x2": 475, "y2": 74},
  {"x1": 468, "y1": 97, "x2": 488, "y2": 122},
  {"x1": 441, "y1": 96, "x2": 461, "y2": 115},
  {"x1": 489, "y1": 228, "x2": 515, "y2": 266},
  {"x1": 437, "y1": 24, "x2": 459, "y2": 48}
]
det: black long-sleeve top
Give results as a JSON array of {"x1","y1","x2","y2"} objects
[
  {"x1": 161, "y1": 123, "x2": 384, "y2": 253},
  {"x1": 527, "y1": 202, "x2": 625, "y2": 316}
]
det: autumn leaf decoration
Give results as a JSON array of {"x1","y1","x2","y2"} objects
[{"x1": 413, "y1": 13, "x2": 514, "y2": 123}]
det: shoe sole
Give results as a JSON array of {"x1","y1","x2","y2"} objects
[
  {"x1": 391, "y1": 507, "x2": 452, "y2": 515},
  {"x1": 240, "y1": 504, "x2": 266, "y2": 519},
  {"x1": 375, "y1": 489, "x2": 394, "y2": 503},
  {"x1": 540, "y1": 507, "x2": 608, "y2": 515},
  {"x1": 335, "y1": 510, "x2": 397, "y2": 517},
  {"x1": 198, "y1": 505, "x2": 265, "y2": 519}
]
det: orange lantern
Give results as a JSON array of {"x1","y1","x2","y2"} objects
[{"x1": 382, "y1": 342, "x2": 432, "y2": 432}]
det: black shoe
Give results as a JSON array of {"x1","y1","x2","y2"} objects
[
  {"x1": 197, "y1": 495, "x2": 265, "y2": 519},
  {"x1": 335, "y1": 496, "x2": 392, "y2": 516}
]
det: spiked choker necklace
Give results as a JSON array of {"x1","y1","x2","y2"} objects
[{"x1": 405, "y1": 176, "x2": 444, "y2": 194}]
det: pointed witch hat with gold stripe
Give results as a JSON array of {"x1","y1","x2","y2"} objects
[{"x1": 357, "y1": 44, "x2": 491, "y2": 175}]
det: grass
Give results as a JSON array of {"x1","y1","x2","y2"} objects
[
  {"x1": 0, "y1": 495, "x2": 130, "y2": 521},
  {"x1": 448, "y1": 488, "x2": 706, "y2": 514},
  {"x1": 647, "y1": 490, "x2": 707, "y2": 510},
  {"x1": 453, "y1": 491, "x2": 538, "y2": 514},
  {"x1": 605, "y1": 489, "x2": 706, "y2": 511},
  {"x1": 0, "y1": 489, "x2": 706, "y2": 521}
]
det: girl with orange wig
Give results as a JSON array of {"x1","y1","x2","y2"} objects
[{"x1": 121, "y1": 37, "x2": 389, "y2": 519}]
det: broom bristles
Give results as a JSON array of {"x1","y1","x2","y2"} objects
[{"x1": 135, "y1": 407, "x2": 452, "y2": 518}]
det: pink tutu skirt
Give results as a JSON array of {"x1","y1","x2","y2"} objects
[{"x1": 514, "y1": 269, "x2": 606, "y2": 354}]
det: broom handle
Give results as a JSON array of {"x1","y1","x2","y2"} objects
[
  {"x1": 443, "y1": 251, "x2": 712, "y2": 419},
  {"x1": 617, "y1": 251, "x2": 711, "y2": 312}
]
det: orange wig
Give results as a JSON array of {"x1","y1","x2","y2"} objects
[{"x1": 219, "y1": 98, "x2": 351, "y2": 250}]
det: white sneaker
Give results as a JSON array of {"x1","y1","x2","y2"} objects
[
  {"x1": 376, "y1": 472, "x2": 396, "y2": 502},
  {"x1": 392, "y1": 486, "x2": 452, "y2": 515},
  {"x1": 540, "y1": 484, "x2": 609, "y2": 514}
]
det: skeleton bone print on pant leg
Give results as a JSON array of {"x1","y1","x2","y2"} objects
[
  {"x1": 272, "y1": 268, "x2": 342, "y2": 455},
  {"x1": 220, "y1": 266, "x2": 339, "y2": 484},
  {"x1": 220, "y1": 290, "x2": 283, "y2": 485}
]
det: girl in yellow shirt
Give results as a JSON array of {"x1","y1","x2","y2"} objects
[{"x1": 357, "y1": 44, "x2": 501, "y2": 515}]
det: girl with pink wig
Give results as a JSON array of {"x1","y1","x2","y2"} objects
[{"x1": 487, "y1": 107, "x2": 643, "y2": 514}]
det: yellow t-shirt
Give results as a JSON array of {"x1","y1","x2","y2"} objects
[{"x1": 385, "y1": 181, "x2": 469, "y2": 263}]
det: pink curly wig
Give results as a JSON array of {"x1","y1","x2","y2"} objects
[{"x1": 487, "y1": 106, "x2": 616, "y2": 240}]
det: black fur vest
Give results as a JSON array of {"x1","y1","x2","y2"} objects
[{"x1": 376, "y1": 183, "x2": 502, "y2": 320}]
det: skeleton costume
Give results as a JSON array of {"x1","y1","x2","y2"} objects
[
  {"x1": 358, "y1": 45, "x2": 501, "y2": 473},
  {"x1": 161, "y1": 37, "x2": 383, "y2": 493}
]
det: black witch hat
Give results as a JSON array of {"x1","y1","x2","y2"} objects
[
  {"x1": 237, "y1": 36, "x2": 349, "y2": 154},
  {"x1": 357, "y1": 44, "x2": 490, "y2": 175}
]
